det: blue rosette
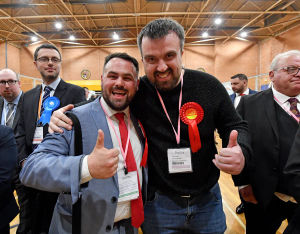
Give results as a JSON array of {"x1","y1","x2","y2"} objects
[{"x1": 38, "y1": 97, "x2": 60, "y2": 126}]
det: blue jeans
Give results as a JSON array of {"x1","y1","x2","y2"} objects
[{"x1": 142, "y1": 183, "x2": 226, "y2": 234}]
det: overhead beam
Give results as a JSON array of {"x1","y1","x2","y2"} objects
[{"x1": 1, "y1": 10, "x2": 300, "y2": 20}]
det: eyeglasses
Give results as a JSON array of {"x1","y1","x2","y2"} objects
[
  {"x1": 0, "y1": 80, "x2": 18, "y2": 86},
  {"x1": 37, "y1": 57, "x2": 61, "y2": 64},
  {"x1": 276, "y1": 66, "x2": 300, "y2": 75}
]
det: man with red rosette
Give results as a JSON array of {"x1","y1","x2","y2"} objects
[{"x1": 49, "y1": 18, "x2": 252, "y2": 234}]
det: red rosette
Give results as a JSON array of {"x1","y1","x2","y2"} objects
[{"x1": 180, "y1": 102, "x2": 204, "y2": 153}]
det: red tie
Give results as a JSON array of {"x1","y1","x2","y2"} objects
[
  {"x1": 114, "y1": 112, "x2": 144, "y2": 228},
  {"x1": 240, "y1": 93, "x2": 245, "y2": 96}
]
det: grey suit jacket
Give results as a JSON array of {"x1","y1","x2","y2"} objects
[
  {"x1": 0, "y1": 94, "x2": 23, "y2": 134},
  {"x1": 20, "y1": 98, "x2": 147, "y2": 234}
]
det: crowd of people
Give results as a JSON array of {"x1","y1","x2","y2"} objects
[{"x1": 0, "y1": 17, "x2": 300, "y2": 234}]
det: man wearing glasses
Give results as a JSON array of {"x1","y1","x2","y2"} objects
[
  {"x1": 16, "y1": 44, "x2": 85, "y2": 234},
  {"x1": 236, "y1": 50, "x2": 300, "y2": 233},
  {"x1": 0, "y1": 68, "x2": 23, "y2": 132}
]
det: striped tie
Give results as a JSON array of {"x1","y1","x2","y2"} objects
[
  {"x1": 6, "y1": 102, "x2": 15, "y2": 127},
  {"x1": 41, "y1": 86, "x2": 52, "y2": 116},
  {"x1": 288, "y1": 98, "x2": 300, "y2": 120}
]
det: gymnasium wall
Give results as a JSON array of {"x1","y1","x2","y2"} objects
[{"x1": 1, "y1": 24, "x2": 300, "y2": 92}]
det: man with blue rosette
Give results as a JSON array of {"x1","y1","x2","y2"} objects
[{"x1": 15, "y1": 44, "x2": 85, "y2": 234}]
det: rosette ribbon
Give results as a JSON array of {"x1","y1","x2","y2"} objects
[
  {"x1": 180, "y1": 102, "x2": 204, "y2": 153},
  {"x1": 38, "y1": 96, "x2": 60, "y2": 126}
]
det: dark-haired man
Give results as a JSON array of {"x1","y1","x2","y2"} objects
[
  {"x1": 49, "y1": 18, "x2": 252, "y2": 233},
  {"x1": 16, "y1": 43, "x2": 85, "y2": 234},
  {"x1": 230, "y1": 73, "x2": 257, "y2": 108},
  {"x1": 20, "y1": 53, "x2": 146, "y2": 234}
]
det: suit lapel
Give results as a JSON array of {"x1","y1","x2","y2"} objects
[
  {"x1": 53, "y1": 79, "x2": 67, "y2": 106},
  {"x1": 263, "y1": 89, "x2": 279, "y2": 140},
  {"x1": 89, "y1": 99, "x2": 119, "y2": 186},
  {"x1": 12, "y1": 93, "x2": 23, "y2": 130}
]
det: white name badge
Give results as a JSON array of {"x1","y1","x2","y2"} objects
[
  {"x1": 32, "y1": 126, "x2": 43, "y2": 145},
  {"x1": 118, "y1": 170, "x2": 139, "y2": 203},
  {"x1": 168, "y1": 148, "x2": 193, "y2": 173}
]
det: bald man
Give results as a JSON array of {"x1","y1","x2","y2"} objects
[{"x1": 0, "y1": 68, "x2": 23, "y2": 133}]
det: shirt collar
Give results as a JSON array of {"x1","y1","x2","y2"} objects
[
  {"x1": 236, "y1": 88, "x2": 249, "y2": 97},
  {"x1": 42, "y1": 77, "x2": 61, "y2": 91},
  {"x1": 100, "y1": 97, "x2": 130, "y2": 119},
  {"x1": 272, "y1": 86, "x2": 300, "y2": 103}
]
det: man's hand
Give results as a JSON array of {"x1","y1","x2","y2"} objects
[
  {"x1": 213, "y1": 130, "x2": 245, "y2": 175},
  {"x1": 87, "y1": 130, "x2": 119, "y2": 179},
  {"x1": 240, "y1": 185, "x2": 258, "y2": 204},
  {"x1": 48, "y1": 104, "x2": 74, "y2": 134}
]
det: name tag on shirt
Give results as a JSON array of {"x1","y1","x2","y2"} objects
[
  {"x1": 168, "y1": 148, "x2": 193, "y2": 173},
  {"x1": 32, "y1": 126, "x2": 43, "y2": 145},
  {"x1": 118, "y1": 170, "x2": 139, "y2": 202}
]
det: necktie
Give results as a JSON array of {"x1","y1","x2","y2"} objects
[
  {"x1": 114, "y1": 112, "x2": 144, "y2": 228},
  {"x1": 41, "y1": 86, "x2": 52, "y2": 116},
  {"x1": 288, "y1": 98, "x2": 300, "y2": 119},
  {"x1": 240, "y1": 93, "x2": 245, "y2": 96},
  {"x1": 6, "y1": 102, "x2": 15, "y2": 127}
]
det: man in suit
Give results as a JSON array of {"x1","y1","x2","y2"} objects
[
  {"x1": 283, "y1": 125, "x2": 300, "y2": 234},
  {"x1": 20, "y1": 53, "x2": 147, "y2": 234},
  {"x1": 229, "y1": 73, "x2": 257, "y2": 214},
  {"x1": 237, "y1": 50, "x2": 300, "y2": 233},
  {"x1": 16, "y1": 43, "x2": 85, "y2": 234},
  {"x1": 0, "y1": 68, "x2": 23, "y2": 133},
  {"x1": 0, "y1": 125, "x2": 19, "y2": 234},
  {"x1": 230, "y1": 73, "x2": 257, "y2": 108}
]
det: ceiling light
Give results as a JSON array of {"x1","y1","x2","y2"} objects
[
  {"x1": 55, "y1": 22, "x2": 63, "y2": 30},
  {"x1": 69, "y1": 35, "x2": 75, "y2": 41},
  {"x1": 202, "y1": 32, "x2": 209, "y2": 38},
  {"x1": 240, "y1": 31, "x2": 248, "y2": 38},
  {"x1": 214, "y1": 18, "x2": 222, "y2": 25},
  {"x1": 31, "y1": 36, "x2": 38, "y2": 42},
  {"x1": 112, "y1": 32, "x2": 119, "y2": 40}
]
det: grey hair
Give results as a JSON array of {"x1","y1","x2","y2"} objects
[
  {"x1": 270, "y1": 50, "x2": 300, "y2": 71},
  {"x1": 137, "y1": 18, "x2": 185, "y2": 55}
]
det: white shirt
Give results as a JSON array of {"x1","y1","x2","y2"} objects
[
  {"x1": 234, "y1": 88, "x2": 250, "y2": 108},
  {"x1": 272, "y1": 86, "x2": 300, "y2": 116},
  {"x1": 81, "y1": 97, "x2": 143, "y2": 222}
]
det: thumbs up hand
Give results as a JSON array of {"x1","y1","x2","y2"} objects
[
  {"x1": 87, "y1": 130, "x2": 120, "y2": 179},
  {"x1": 213, "y1": 130, "x2": 245, "y2": 175}
]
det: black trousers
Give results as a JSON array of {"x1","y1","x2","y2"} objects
[
  {"x1": 0, "y1": 224, "x2": 10, "y2": 234},
  {"x1": 244, "y1": 195, "x2": 298, "y2": 234},
  {"x1": 284, "y1": 205, "x2": 300, "y2": 234},
  {"x1": 16, "y1": 185, "x2": 58, "y2": 234}
]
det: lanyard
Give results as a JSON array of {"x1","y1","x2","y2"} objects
[
  {"x1": 156, "y1": 70, "x2": 184, "y2": 145},
  {"x1": 274, "y1": 96, "x2": 299, "y2": 123},
  {"x1": 100, "y1": 100, "x2": 131, "y2": 167}
]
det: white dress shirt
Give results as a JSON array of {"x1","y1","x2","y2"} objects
[{"x1": 81, "y1": 97, "x2": 143, "y2": 222}]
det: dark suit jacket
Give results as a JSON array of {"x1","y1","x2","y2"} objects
[
  {"x1": 230, "y1": 88, "x2": 257, "y2": 103},
  {"x1": 0, "y1": 125, "x2": 19, "y2": 229},
  {"x1": 16, "y1": 79, "x2": 85, "y2": 163},
  {"x1": 284, "y1": 125, "x2": 300, "y2": 203},
  {"x1": 237, "y1": 88, "x2": 299, "y2": 207},
  {"x1": 0, "y1": 93, "x2": 23, "y2": 134}
]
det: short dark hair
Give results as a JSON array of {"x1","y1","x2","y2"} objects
[
  {"x1": 231, "y1": 73, "x2": 248, "y2": 81},
  {"x1": 137, "y1": 18, "x2": 185, "y2": 55},
  {"x1": 34, "y1": 44, "x2": 62, "y2": 61},
  {"x1": 103, "y1": 53, "x2": 139, "y2": 77}
]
